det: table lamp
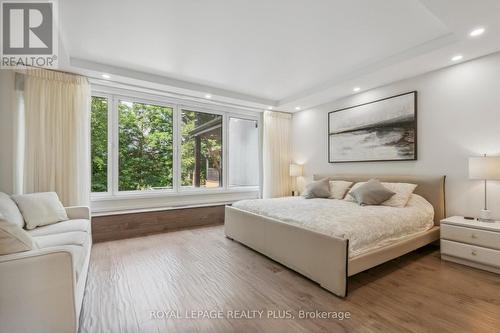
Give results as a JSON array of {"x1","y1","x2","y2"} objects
[
  {"x1": 468, "y1": 155, "x2": 500, "y2": 222},
  {"x1": 289, "y1": 164, "x2": 303, "y2": 196}
]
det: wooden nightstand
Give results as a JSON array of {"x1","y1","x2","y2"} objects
[{"x1": 440, "y1": 216, "x2": 500, "y2": 274}]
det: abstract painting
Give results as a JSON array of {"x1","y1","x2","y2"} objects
[{"x1": 328, "y1": 91, "x2": 417, "y2": 162}]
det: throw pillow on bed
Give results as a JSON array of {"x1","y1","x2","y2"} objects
[
  {"x1": 329, "y1": 180, "x2": 353, "y2": 199},
  {"x1": 379, "y1": 182, "x2": 418, "y2": 207},
  {"x1": 12, "y1": 192, "x2": 69, "y2": 230},
  {"x1": 346, "y1": 180, "x2": 418, "y2": 207},
  {"x1": 348, "y1": 179, "x2": 395, "y2": 206},
  {"x1": 302, "y1": 178, "x2": 331, "y2": 199}
]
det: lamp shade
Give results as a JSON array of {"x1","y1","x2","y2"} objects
[
  {"x1": 289, "y1": 164, "x2": 303, "y2": 177},
  {"x1": 468, "y1": 156, "x2": 500, "y2": 180}
]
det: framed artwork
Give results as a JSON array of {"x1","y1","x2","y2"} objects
[{"x1": 328, "y1": 91, "x2": 417, "y2": 163}]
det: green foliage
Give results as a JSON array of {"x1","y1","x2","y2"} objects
[
  {"x1": 90, "y1": 97, "x2": 108, "y2": 192},
  {"x1": 90, "y1": 97, "x2": 223, "y2": 192},
  {"x1": 118, "y1": 101, "x2": 173, "y2": 191}
]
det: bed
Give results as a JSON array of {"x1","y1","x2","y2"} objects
[{"x1": 224, "y1": 175, "x2": 446, "y2": 297}]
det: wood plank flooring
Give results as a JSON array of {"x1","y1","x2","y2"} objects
[{"x1": 80, "y1": 225, "x2": 500, "y2": 333}]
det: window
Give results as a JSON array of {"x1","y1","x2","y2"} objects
[
  {"x1": 181, "y1": 110, "x2": 223, "y2": 189},
  {"x1": 228, "y1": 117, "x2": 259, "y2": 187},
  {"x1": 118, "y1": 100, "x2": 174, "y2": 191},
  {"x1": 90, "y1": 96, "x2": 108, "y2": 193},
  {"x1": 90, "y1": 88, "x2": 260, "y2": 198}
]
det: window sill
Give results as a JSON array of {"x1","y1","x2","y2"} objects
[{"x1": 90, "y1": 188, "x2": 260, "y2": 215}]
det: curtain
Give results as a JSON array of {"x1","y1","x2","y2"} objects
[
  {"x1": 13, "y1": 74, "x2": 25, "y2": 195},
  {"x1": 262, "y1": 111, "x2": 292, "y2": 198},
  {"x1": 19, "y1": 69, "x2": 91, "y2": 206}
]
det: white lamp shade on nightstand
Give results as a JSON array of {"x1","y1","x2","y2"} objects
[
  {"x1": 469, "y1": 157, "x2": 500, "y2": 180},
  {"x1": 289, "y1": 164, "x2": 303, "y2": 177}
]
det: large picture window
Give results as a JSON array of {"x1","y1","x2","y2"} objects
[{"x1": 90, "y1": 89, "x2": 260, "y2": 198}]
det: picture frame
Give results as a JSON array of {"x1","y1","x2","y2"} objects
[{"x1": 328, "y1": 91, "x2": 417, "y2": 163}]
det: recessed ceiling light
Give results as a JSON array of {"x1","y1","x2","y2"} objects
[
  {"x1": 451, "y1": 55, "x2": 463, "y2": 62},
  {"x1": 101, "y1": 74, "x2": 111, "y2": 79},
  {"x1": 267, "y1": 106, "x2": 273, "y2": 110},
  {"x1": 469, "y1": 27, "x2": 485, "y2": 37},
  {"x1": 295, "y1": 106, "x2": 301, "y2": 111},
  {"x1": 205, "y1": 94, "x2": 212, "y2": 99},
  {"x1": 353, "y1": 87, "x2": 361, "y2": 92}
]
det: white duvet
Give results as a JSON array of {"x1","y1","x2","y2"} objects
[{"x1": 232, "y1": 194, "x2": 434, "y2": 258}]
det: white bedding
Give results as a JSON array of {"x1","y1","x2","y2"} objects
[{"x1": 232, "y1": 194, "x2": 434, "y2": 258}]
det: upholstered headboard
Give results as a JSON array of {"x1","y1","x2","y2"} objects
[{"x1": 313, "y1": 174, "x2": 447, "y2": 225}]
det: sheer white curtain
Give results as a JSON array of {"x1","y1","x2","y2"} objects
[
  {"x1": 16, "y1": 69, "x2": 91, "y2": 206},
  {"x1": 262, "y1": 111, "x2": 292, "y2": 198}
]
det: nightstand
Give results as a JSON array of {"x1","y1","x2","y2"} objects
[{"x1": 440, "y1": 216, "x2": 500, "y2": 274}]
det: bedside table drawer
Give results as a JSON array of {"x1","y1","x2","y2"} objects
[
  {"x1": 441, "y1": 224, "x2": 500, "y2": 250},
  {"x1": 441, "y1": 240, "x2": 500, "y2": 268}
]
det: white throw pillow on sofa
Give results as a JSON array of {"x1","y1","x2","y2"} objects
[
  {"x1": 0, "y1": 214, "x2": 38, "y2": 255},
  {"x1": 12, "y1": 192, "x2": 69, "y2": 230},
  {"x1": 0, "y1": 192, "x2": 26, "y2": 228}
]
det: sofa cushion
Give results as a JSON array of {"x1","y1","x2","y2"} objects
[
  {"x1": 28, "y1": 219, "x2": 90, "y2": 237},
  {"x1": 12, "y1": 192, "x2": 69, "y2": 230},
  {"x1": 0, "y1": 214, "x2": 38, "y2": 255},
  {"x1": 33, "y1": 231, "x2": 88, "y2": 248},
  {"x1": 0, "y1": 192, "x2": 25, "y2": 228},
  {"x1": 33, "y1": 231, "x2": 90, "y2": 280},
  {"x1": 61, "y1": 245, "x2": 88, "y2": 281}
]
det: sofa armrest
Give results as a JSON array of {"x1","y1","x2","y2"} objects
[
  {"x1": 0, "y1": 247, "x2": 78, "y2": 333},
  {"x1": 65, "y1": 206, "x2": 90, "y2": 220}
]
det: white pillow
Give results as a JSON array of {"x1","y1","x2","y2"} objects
[
  {"x1": 329, "y1": 180, "x2": 353, "y2": 199},
  {"x1": 0, "y1": 192, "x2": 25, "y2": 228},
  {"x1": 12, "y1": 192, "x2": 69, "y2": 230},
  {"x1": 0, "y1": 214, "x2": 38, "y2": 255},
  {"x1": 345, "y1": 181, "x2": 417, "y2": 208},
  {"x1": 379, "y1": 182, "x2": 418, "y2": 208}
]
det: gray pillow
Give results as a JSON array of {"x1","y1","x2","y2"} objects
[
  {"x1": 302, "y1": 178, "x2": 331, "y2": 199},
  {"x1": 349, "y1": 179, "x2": 395, "y2": 205}
]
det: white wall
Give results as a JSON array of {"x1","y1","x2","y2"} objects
[
  {"x1": 0, "y1": 70, "x2": 14, "y2": 194},
  {"x1": 292, "y1": 52, "x2": 500, "y2": 219}
]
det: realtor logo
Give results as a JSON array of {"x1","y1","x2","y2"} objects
[{"x1": 1, "y1": 0, "x2": 58, "y2": 68}]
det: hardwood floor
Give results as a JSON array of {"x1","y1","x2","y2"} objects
[{"x1": 80, "y1": 225, "x2": 500, "y2": 333}]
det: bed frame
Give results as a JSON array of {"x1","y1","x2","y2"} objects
[{"x1": 224, "y1": 175, "x2": 446, "y2": 297}]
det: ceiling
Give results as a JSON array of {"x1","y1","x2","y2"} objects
[{"x1": 60, "y1": 0, "x2": 500, "y2": 112}]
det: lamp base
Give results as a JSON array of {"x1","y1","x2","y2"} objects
[{"x1": 478, "y1": 209, "x2": 495, "y2": 223}]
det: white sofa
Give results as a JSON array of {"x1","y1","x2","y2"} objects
[{"x1": 0, "y1": 192, "x2": 92, "y2": 333}]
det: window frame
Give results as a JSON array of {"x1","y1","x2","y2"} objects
[{"x1": 90, "y1": 86, "x2": 260, "y2": 202}]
